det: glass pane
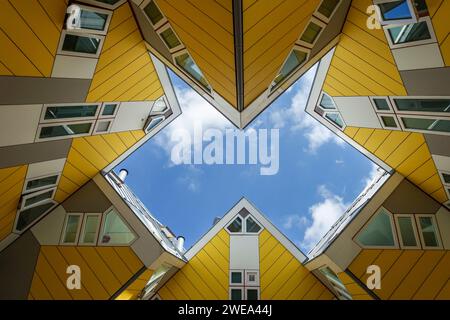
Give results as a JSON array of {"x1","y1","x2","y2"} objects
[
  {"x1": 379, "y1": 0, "x2": 412, "y2": 20},
  {"x1": 373, "y1": 98, "x2": 390, "y2": 111},
  {"x1": 357, "y1": 209, "x2": 395, "y2": 247},
  {"x1": 388, "y1": 21, "x2": 431, "y2": 45},
  {"x1": 397, "y1": 217, "x2": 417, "y2": 247},
  {"x1": 81, "y1": 215, "x2": 100, "y2": 244},
  {"x1": 247, "y1": 289, "x2": 258, "y2": 300},
  {"x1": 62, "y1": 34, "x2": 101, "y2": 54},
  {"x1": 152, "y1": 99, "x2": 168, "y2": 113},
  {"x1": 24, "y1": 190, "x2": 53, "y2": 207},
  {"x1": 45, "y1": 105, "x2": 98, "y2": 120},
  {"x1": 80, "y1": 10, "x2": 108, "y2": 31},
  {"x1": 96, "y1": 121, "x2": 110, "y2": 132},
  {"x1": 325, "y1": 113, "x2": 344, "y2": 128},
  {"x1": 227, "y1": 216, "x2": 242, "y2": 233},
  {"x1": 394, "y1": 99, "x2": 450, "y2": 113},
  {"x1": 442, "y1": 173, "x2": 450, "y2": 184},
  {"x1": 147, "y1": 117, "x2": 164, "y2": 131},
  {"x1": 231, "y1": 272, "x2": 242, "y2": 284},
  {"x1": 26, "y1": 175, "x2": 58, "y2": 191},
  {"x1": 40, "y1": 122, "x2": 92, "y2": 139},
  {"x1": 246, "y1": 216, "x2": 261, "y2": 233},
  {"x1": 16, "y1": 202, "x2": 54, "y2": 231},
  {"x1": 320, "y1": 94, "x2": 336, "y2": 109},
  {"x1": 272, "y1": 50, "x2": 308, "y2": 87},
  {"x1": 160, "y1": 28, "x2": 181, "y2": 49},
  {"x1": 175, "y1": 53, "x2": 210, "y2": 91},
  {"x1": 100, "y1": 208, "x2": 135, "y2": 244},
  {"x1": 419, "y1": 217, "x2": 439, "y2": 247},
  {"x1": 144, "y1": 0, "x2": 164, "y2": 25},
  {"x1": 230, "y1": 289, "x2": 242, "y2": 300},
  {"x1": 402, "y1": 117, "x2": 450, "y2": 133},
  {"x1": 381, "y1": 116, "x2": 397, "y2": 128},
  {"x1": 64, "y1": 215, "x2": 81, "y2": 243},
  {"x1": 102, "y1": 104, "x2": 117, "y2": 115},
  {"x1": 300, "y1": 22, "x2": 322, "y2": 44},
  {"x1": 318, "y1": 0, "x2": 340, "y2": 18}
]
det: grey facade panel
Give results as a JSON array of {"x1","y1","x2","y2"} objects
[
  {"x1": 424, "y1": 134, "x2": 450, "y2": 157},
  {"x1": 0, "y1": 76, "x2": 91, "y2": 105},
  {"x1": 400, "y1": 67, "x2": 450, "y2": 96},
  {"x1": 62, "y1": 180, "x2": 112, "y2": 213},
  {"x1": 0, "y1": 231, "x2": 40, "y2": 300},
  {"x1": 0, "y1": 139, "x2": 72, "y2": 169},
  {"x1": 383, "y1": 179, "x2": 440, "y2": 214}
]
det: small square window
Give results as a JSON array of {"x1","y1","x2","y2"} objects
[
  {"x1": 373, "y1": 98, "x2": 390, "y2": 111},
  {"x1": 300, "y1": 22, "x2": 323, "y2": 44},
  {"x1": 159, "y1": 27, "x2": 182, "y2": 50},
  {"x1": 246, "y1": 289, "x2": 259, "y2": 300},
  {"x1": 144, "y1": 0, "x2": 164, "y2": 26},
  {"x1": 102, "y1": 104, "x2": 117, "y2": 116},
  {"x1": 441, "y1": 173, "x2": 450, "y2": 184},
  {"x1": 319, "y1": 93, "x2": 336, "y2": 110},
  {"x1": 248, "y1": 274, "x2": 256, "y2": 282},
  {"x1": 96, "y1": 121, "x2": 111, "y2": 133},
  {"x1": 381, "y1": 115, "x2": 398, "y2": 128},
  {"x1": 418, "y1": 216, "x2": 440, "y2": 248},
  {"x1": 317, "y1": 0, "x2": 340, "y2": 19},
  {"x1": 230, "y1": 289, "x2": 242, "y2": 301},
  {"x1": 231, "y1": 272, "x2": 242, "y2": 284}
]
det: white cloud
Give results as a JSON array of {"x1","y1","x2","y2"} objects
[
  {"x1": 268, "y1": 66, "x2": 345, "y2": 153},
  {"x1": 362, "y1": 163, "x2": 384, "y2": 192},
  {"x1": 176, "y1": 165, "x2": 203, "y2": 192},
  {"x1": 301, "y1": 185, "x2": 350, "y2": 251},
  {"x1": 335, "y1": 159, "x2": 344, "y2": 165},
  {"x1": 283, "y1": 215, "x2": 308, "y2": 230}
]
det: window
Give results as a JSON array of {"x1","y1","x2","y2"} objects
[
  {"x1": 245, "y1": 271, "x2": 259, "y2": 286},
  {"x1": 372, "y1": 98, "x2": 391, "y2": 111},
  {"x1": 400, "y1": 116, "x2": 450, "y2": 134},
  {"x1": 78, "y1": 0, "x2": 126, "y2": 10},
  {"x1": 317, "y1": 0, "x2": 340, "y2": 20},
  {"x1": 380, "y1": 115, "x2": 398, "y2": 128},
  {"x1": 43, "y1": 104, "x2": 99, "y2": 122},
  {"x1": 299, "y1": 19, "x2": 325, "y2": 48},
  {"x1": 15, "y1": 202, "x2": 55, "y2": 232},
  {"x1": 158, "y1": 25, "x2": 182, "y2": 52},
  {"x1": 143, "y1": 0, "x2": 165, "y2": 27},
  {"x1": 80, "y1": 214, "x2": 101, "y2": 245},
  {"x1": 175, "y1": 52, "x2": 211, "y2": 92},
  {"x1": 246, "y1": 289, "x2": 259, "y2": 300},
  {"x1": 325, "y1": 112, "x2": 344, "y2": 129},
  {"x1": 318, "y1": 267, "x2": 351, "y2": 300},
  {"x1": 145, "y1": 115, "x2": 165, "y2": 133},
  {"x1": 395, "y1": 215, "x2": 419, "y2": 248},
  {"x1": 356, "y1": 208, "x2": 397, "y2": 248},
  {"x1": 79, "y1": 8, "x2": 109, "y2": 33},
  {"x1": 151, "y1": 97, "x2": 168, "y2": 114},
  {"x1": 393, "y1": 98, "x2": 450, "y2": 114},
  {"x1": 230, "y1": 288, "x2": 243, "y2": 300},
  {"x1": 100, "y1": 208, "x2": 136, "y2": 245},
  {"x1": 227, "y1": 216, "x2": 243, "y2": 233},
  {"x1": 62, "y1": 214, "x2": 82, "y2": 244},
  {"x1": 319, "y1": 93, "x2": 336, "y2": 110},
  {"x1": 376, "y1": 0, "x2": 415, "y2": 23},
  {"x1": 271, "y1": 49, "x2": 308, "y2": 90},
  {"x1": 21, "y1": 188, "x2": 56, "y2": 210},
  {"x1": 246, "y1": 216, "x2": 261, "y2": 233},
  {"x1": 441, "y1": 172, "x2": 450, "y2": 184},
  {"x1": 58, "y1": 31, "x2": 104, "y2": 58},
  {"x1": 231, "y1": 271, "x2": 243, "y2": 285},
  {"x1": 101, "y1": 103, "x2": 118, "y2": 117},
  {"x1": 416, "y1": 215, "x2": 441, "y2": 248},
  {"x1": 384, "y1": 17, "x2": 435, "y2": 48},
  {"x1": 38, "y1": 121, "x2": 94, "y2": 140},
  {"x1": 25, "y1": 175, "x2": 59, "y2": 193},
  {"x1": 95, "y1": 120, "x2": 112, "y2": 133}
]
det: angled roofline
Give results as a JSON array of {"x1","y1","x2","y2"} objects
[{"x1": 185, "y1": 197, "x2": 307, "y2": 262}]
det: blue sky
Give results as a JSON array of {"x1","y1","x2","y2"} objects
[{"x1": 115, "y1": 67, "x2": 380, "y2": 253}]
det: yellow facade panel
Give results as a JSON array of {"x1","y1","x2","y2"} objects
[
  {"x1": 38, "y1": 0, "x2": 67, "y2": 31},
  {"x1": 374, "y1": 131, "x2": 410, "y2": 161},
  {"x1": 95, "y1": 247, "x2": 136, "y2": 284},
  {"x1": 353, "y1": 128, "x2": 374, "y2": 146},
  {"x1": 407, "y1": 158, "x2": 438, "y2": 185},
  {"x1": 348, "y1": 249, "x2": 381, "y2": 278},
  {"x1": 34, "y1": 252, "x2": 72, "y2": 300},
  {"x1": 384, "y1": 134, "x2": 425, "y2": 169},
  {"x1": 430, "y1": 0, "x2": 450, "y2": 45},
  {"x1": 413, "y1": 252, "x2": 450, "y2": 299},
  {"x1": 344, "y1": 127, "x2": 359, "y2": 139},
  {"x1": 396, "y1": 143, "x2": 432, "y2": 177},
  {"x1": 436, "y1": 281, "x2": 450, "y2": 300}
]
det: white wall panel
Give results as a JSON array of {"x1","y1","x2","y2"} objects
[
  {"x1": 0, "y1": 105, "x2": 42, "y2": 147},
  {"x1": 334, "y1": 97, "x2": 382, "y2": 128}
]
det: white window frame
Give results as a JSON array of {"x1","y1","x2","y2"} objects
[
  {"x1": 77, "y1": 0, "x2": 127, "y2": 10},
  {"x1": 57, "y1": 30, "x2": 105, "y2": 58},
  {"x1": 245, "y1": 270, "x2": 260, "y2": 287},
  {"x1": 377, "y1": 113, "x2": 401, "y2": 130},
  {"x1": 244, "y1": 215, "x2": 263, "y2": 235},
  {"x1": 140, "y1": 0, "x2": 168, "y2": 30},
  {"x1": 438, "y1": 170, "x2": 450, "y2": 187},
  {"x1": 60, "y1": 213, "x2": 84, "y2": 245},
  {"x1": 226, "y1": 215, "x2": 244, "y2": 234},
  {"x1": 225, "y1": 214, "x2": 264, "y2": 235},
  {"x1": 229, "y1": 287, "x2": 244, "y2": 301},
  {"x1": 157, "y1": 23, "x2": 184, "y2": 53},
  {"x1": 314, "y1": 0, "x2": 341, "y2": 23},
  {"x1": 151, "y1": 96, "x2": 169, "y2": 115},
  {"x1": 383, "y1": 16, "x2": 437, "y2": 49},
  {"x1": 394, "y1": 214, "x2": 421, "y2": 249},
  {"x1": 69, "y1": 4, "x2": 113, "y2": 36},
  {"x1": 318, "y1": 91, "x2": 337, "y2": 110},
  {"x1": 370, "y1": 96, "x2": 394, "y2": 114},
  {"x1": 244, "y1": 287, "x2": 260, "y2": 300},
  {"x1": 35, "y1": 119, "x2": 96, "y2": 142},
  {"x1": 23, "y1": 173, "x2": 61, "y2": 194},
  {"x1": 97, "y1": 206, "x2": 138, "y2": 246},
  {"x1": 297, "y1": 17, "x2": 327, "y2": 49},
  {"x1": 415, "y1": 214, "x2": 443, "y2": 250},
  {"x1": 78, "y1": 213, "x2": 102, "y2": 246},
  {"x1": 99, "y1": 102, "x2": 119, "y2": 118},
  {"x1": 354, "y1": 207, "x2": 400, "y2": 249},
  {"x1": 229, "y1": 270, "x2": 244, "y2": 286},
  {"x1": 389, "y1": 96, "x2": 450, "y2": 117},
  {"x1": 374, "y1": 0, "x2": 418, "y2": 26},
  {"x1": 40, "y1": 103, "x2": 101, "y2": 123},
  {"x1": 397, "y1": 114, "x2": 450, "y2": 136},
  {"x1": 93, "y1": 118, "x2": 114, "y2": 135},
  {"x1": 20, "y1": 187, "x2": 56, "y2": 211},
  {"x1": 145, "y1": 115, "x2": 165, "y2": 133},
  {"x1": 13, "y1": 200, "x2": 57, "y2": 234}
]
